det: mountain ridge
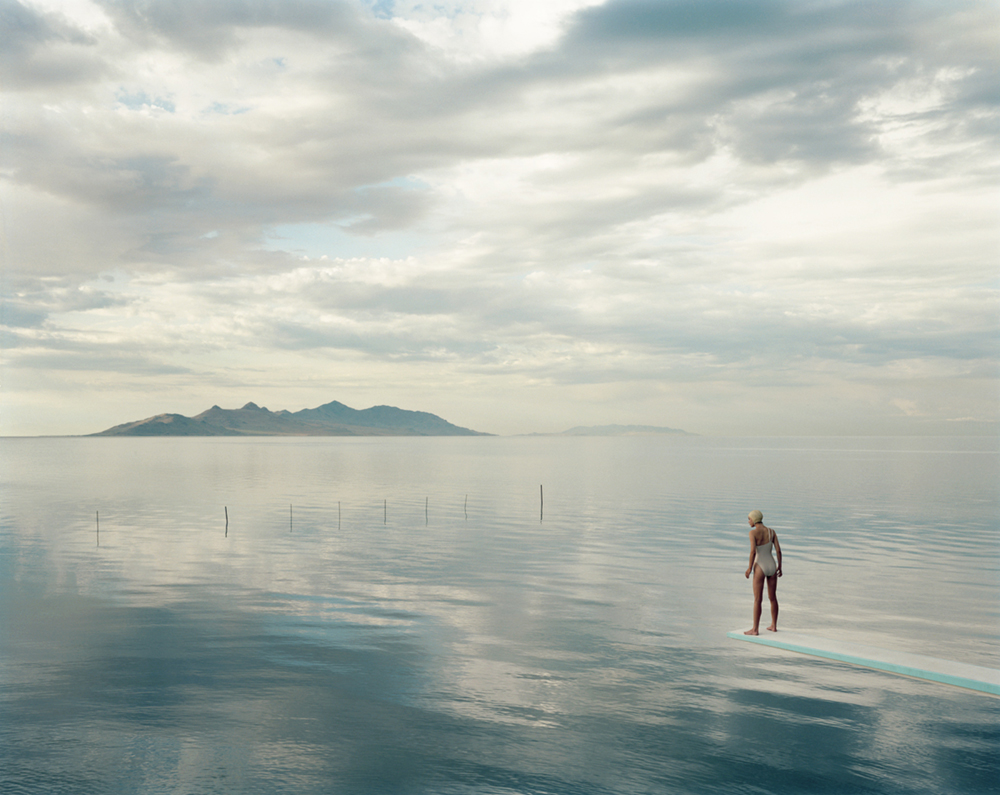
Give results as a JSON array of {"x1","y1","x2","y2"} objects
[{"x1": 93, "y1": 400, "x2": 491, "y2": 437}]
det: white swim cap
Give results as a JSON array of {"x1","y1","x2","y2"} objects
[{"x1": 748, "y1": 510, "x2": 763, "y2": 524}]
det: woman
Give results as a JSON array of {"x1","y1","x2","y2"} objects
[{"x1": 744, "y1": 510, "x2": 782, "y2": 635}]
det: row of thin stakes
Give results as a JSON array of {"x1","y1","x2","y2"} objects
[{"x1": 96, "y1": 486, "x2": 545, "y2": 545}]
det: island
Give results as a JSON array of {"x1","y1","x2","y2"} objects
[{"x1": 91, "y1": 400, "x2": 492, "y2": 437}]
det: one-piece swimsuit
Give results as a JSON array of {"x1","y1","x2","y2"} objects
[{"x1": 755, "y1": 529, "x2": 777, "y2": 577}]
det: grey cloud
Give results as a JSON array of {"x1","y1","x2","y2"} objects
[
  {"x1": 718, "y1": 87, "x2": 879, "y2": 167},
  {"x1": 9, "y1": 0, "x2": 991, "y2": 283},
  {"x1": 4, "y1": 126, "x2": 210, "y2": 213},
  {"x1": 339, "y1": 184, "x2": 437, "y2": 235},
  {"x1": 269, "y1": 319, "x2": 494, "y2": 360},
  {"x1": 198, "y1": 259, "x2": 998, "y2": 383},
  {"x1": 498, "y1": 282, "x2": 999, "y2": 376},
  {"x1": 0, "y1": 281, "x2": 133, "y2": 337},
  {"x1": 1, "y1": 0, "x2": 73, "y2": 53},
  {"x1": 564, "y1": 1, "x2": 913, "y2": 65},
  {"x1": 556, "y1": 0, "x2": 997, "y2": 168},
  {"x1": 0, "y1": 0, "x2": 107, "y2": 89},
  {"x1": 11, "y1": 350, "x2": 193, "y2": 375},
  {"x1": 0, "y1": 301, "x2": 48, "y2": 329},
  {"x1": 1, "y1": 312, "x2": 197, "y2": 373},
  {"x1": 96, "y1": 0, "x2": 366, "y2": 59}
]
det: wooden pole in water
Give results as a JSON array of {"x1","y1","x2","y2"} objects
[
  {"x1": 96, "y1": 510, "x2": 100, "y2": 547},
  {"x1": 225, "y1": 506, "x2": 228, "y2": 537},
  {"x1": 540, "y1": 485, "x2": 544, "y2": 523}
]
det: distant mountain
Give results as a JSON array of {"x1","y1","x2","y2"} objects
[
  {"x1": 94, "y1": 413, "x2": 243, "y2": 436},
  {"x1": 190, "y1": 403, "x2": 312, "y2": 435},
  {"x1": 92, "y1": 401, "x2": 491, "y2": 437},
  {"x1": 557, "y1": 424, "x2": 693, "y2": 436}
]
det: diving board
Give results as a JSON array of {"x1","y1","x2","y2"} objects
[{"x1": 727, "y1": 630, "x2": 1000, "y2": 696}]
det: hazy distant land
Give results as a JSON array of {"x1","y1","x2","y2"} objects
[
  {"x1": 556, "y1": 424, "x2": 693, "y2": 436},
  {"x1": 92, "y1": 401, "x2": 491, "y2": 437},
  {"x1": 517, "y1": 425, "x2": 694, "y2": 437}
]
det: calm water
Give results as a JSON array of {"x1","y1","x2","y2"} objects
[{"x1": 1, "y1": 435, "x2": 997, "y2": 794}]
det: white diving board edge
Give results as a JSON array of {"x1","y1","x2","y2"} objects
[{"x1": 727, "y1": 630, "x2": 1000, "y2": 696}]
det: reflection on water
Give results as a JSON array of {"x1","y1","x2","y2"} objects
[{"x1": 1, "y1": 436, "x2": 997, "y2": 794}]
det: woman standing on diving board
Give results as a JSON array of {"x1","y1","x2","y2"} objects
[{"x1": 744, "y1": 510, "x2": 782, "y2": 635}]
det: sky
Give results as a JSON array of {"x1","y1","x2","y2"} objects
[{"x1": 1, "y1": 0, "x2": 997, "y2": 437}]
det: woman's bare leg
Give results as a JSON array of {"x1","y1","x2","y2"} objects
[
  {"x1": 744, "y1": 566, "x2": 765, "y2": 635},
  {"x1": 765, "y1": 574, "x2": 778, "y2": 632}
]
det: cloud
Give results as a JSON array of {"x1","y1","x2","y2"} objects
[
  {"x1": 1, "y1": 0, "x2": 997, "y2": 435},
  {"x1": 95, "y1": 0, "x2": 369, "y2": 60},
  {"x1": 0, "y1": 0, "x2": 108, "y2": 89}
]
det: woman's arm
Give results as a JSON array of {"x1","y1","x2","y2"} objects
[
  {"x1": 773, "y1": 532, "x2": 782, "y2": 577},
  {"x1": 746, "y1": 533, "x2": 756, "y2": 578}
]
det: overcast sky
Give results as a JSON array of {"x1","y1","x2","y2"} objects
[{"x1": 2, "y1": 0, "x2": 997, "y2": 436}]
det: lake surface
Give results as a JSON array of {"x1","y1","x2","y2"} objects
[{"x1": 1, "y1": 435, "x2": 997, "y2": 794}]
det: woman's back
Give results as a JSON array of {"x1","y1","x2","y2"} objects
[
  {"x1": 751, "y1": 524, "x2": 773, "y2": 547},
  {"x1": 753, "y1": 525, "x2": 777, "y2": 576}
]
